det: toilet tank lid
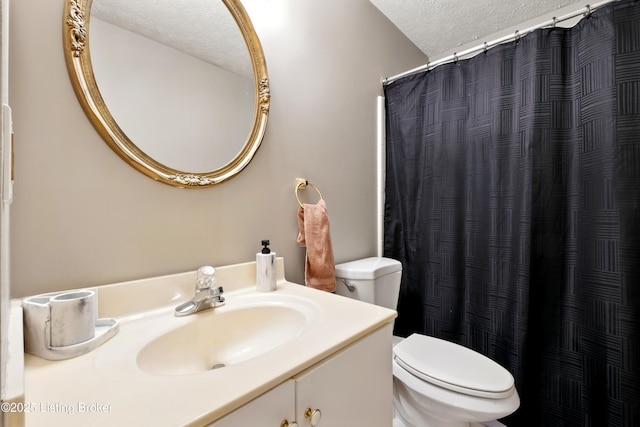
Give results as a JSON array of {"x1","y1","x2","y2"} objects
[{"x1": 335, "y1": 257, "x2": 402, "y2": 280}]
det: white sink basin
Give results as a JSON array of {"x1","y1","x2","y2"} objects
[
  {"x1": 92, "y1": 290, "x2": 321, "y2": 378},
  {"x1": 137, "y1": 304, "x2": 306, "y2": 375}
]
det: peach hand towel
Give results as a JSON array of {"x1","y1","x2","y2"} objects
[{"x1": 296, "y1": 199, "x2": 336, "y2": 292}]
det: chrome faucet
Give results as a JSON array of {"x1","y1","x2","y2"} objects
[{"x1": 174, "y1": 266, "x2": 225, "y2": 316}]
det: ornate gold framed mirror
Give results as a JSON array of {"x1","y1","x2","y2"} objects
[{"x1": 63, "y1": 0, "x2": 270, "y2": 187}]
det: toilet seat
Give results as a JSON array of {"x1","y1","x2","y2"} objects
[{"x1": 393, "y1": 334, "x2": 515, "y2": 399}]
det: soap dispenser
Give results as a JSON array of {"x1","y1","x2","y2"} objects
[{"x1": 256, "y1": 239, "x2": 276, "y2": 292}]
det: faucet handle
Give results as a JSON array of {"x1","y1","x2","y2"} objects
[{"x1": 196, "y1": 266, "x2": 216, "y2": 291}]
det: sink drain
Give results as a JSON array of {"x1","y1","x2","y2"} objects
[{"x1": 210, "y1": 363, "x2": 226, "y2": 370}]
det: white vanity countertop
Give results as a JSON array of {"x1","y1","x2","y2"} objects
[{"x1": 22, "y1": 259, "x2": 396, "y2": 427}]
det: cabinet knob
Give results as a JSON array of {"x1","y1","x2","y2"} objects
[
  {"x1": 304, "y1": 408, "x2": 322, "y2": 426},
  {"x1": 280, "y1": 420, "x2": 298, "y2": 427}
]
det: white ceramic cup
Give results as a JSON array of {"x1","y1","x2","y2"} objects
[{"x1": 49, "y1": 290, "x2": 97, "y2": 347}]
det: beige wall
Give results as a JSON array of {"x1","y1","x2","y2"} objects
[{"x1": 9, "y1": 0, "x2": 427, "y2": 298}]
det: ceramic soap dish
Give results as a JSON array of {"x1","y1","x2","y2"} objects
[{"x1": 23, "y1": 289, "x2": 119, "y2": 361}]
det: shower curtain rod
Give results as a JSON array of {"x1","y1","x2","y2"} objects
[{"x1": 382, "y1": 0, "x2": 619, "y2": 85}]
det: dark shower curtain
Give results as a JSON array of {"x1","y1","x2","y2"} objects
[{"x1": 383, "y1": 1, "x2": 640, "y2": 425}]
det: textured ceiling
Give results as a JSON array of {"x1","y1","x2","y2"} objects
[
  {"x1": 369, "y1": 0, "x2": 586, "y2": 60},
  {"x1": 92, "y1": 0, "x2": 592, "y2": 78}
]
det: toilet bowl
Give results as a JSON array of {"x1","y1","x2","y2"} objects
[
  {"x1": 335, "y1": 257, "x2": 520, "y2": 427},
  {"x1": 392, "y1": 334, "x2": 519, "y2": 426}
]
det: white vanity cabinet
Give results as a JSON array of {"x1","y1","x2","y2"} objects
[
  {"x1": 208, "y1": 323, "x2": 393, "y2": 427},
  {"x1": 24, "y1": 264, "x2": 398, "y2": 427},
  {"x1": 206, "y1": 380, "x2": 296, "y2": 426}
]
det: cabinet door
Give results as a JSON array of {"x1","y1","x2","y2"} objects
[
  {"x1": 294, "y1": 323, "x2": 393, "y2": 427},
  {"x1": 207, "y1": 379, "x2": 295, "y2": 427}
]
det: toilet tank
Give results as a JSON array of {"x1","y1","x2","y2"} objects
[{"x1": 334, "y1": 257, "x2": 402, "y2": 310}]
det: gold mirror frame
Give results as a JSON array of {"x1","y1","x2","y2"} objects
[{"x1": 63, "y1": 0, "x2": 270, "y2": 187}]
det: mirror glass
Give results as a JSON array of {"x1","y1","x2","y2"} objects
[{"x1": 63, "y1": 0, "x2": 270, "y2": 187}]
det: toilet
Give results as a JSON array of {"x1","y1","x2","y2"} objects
[{"x1": 335, "y1": 257, "x2": 520, "y2": 427}]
